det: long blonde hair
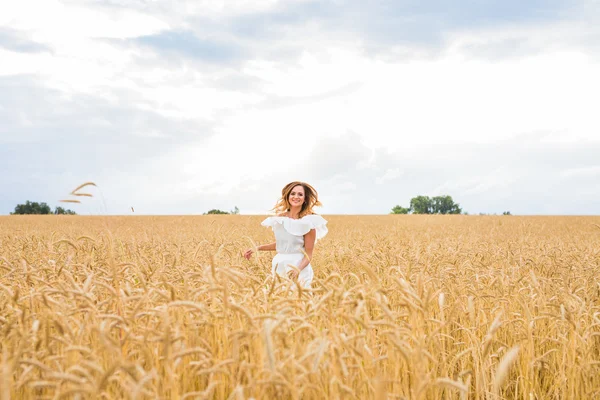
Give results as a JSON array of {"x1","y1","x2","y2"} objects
[{"x1": 273, "y1": 181, "x2": 322, "y2": 218}]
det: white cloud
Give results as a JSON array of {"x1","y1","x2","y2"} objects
[
  {"x1": 1, "y1": 0, "x2": 600, "y2": 215},
  {"x1": 3, "y1": 0, "x2": 169, "y2": 39},
  {"x1": 376, "y1": 168, "x2": 403, "y2": 185},
  {"x1": 560, "y1": 166, "x2": 600, "y2": 178},
  {"x1": 434, "y1": 167, "x2": 518, "y2": 196}
]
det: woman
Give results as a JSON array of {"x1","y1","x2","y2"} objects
[{"x1": 243, "y1": 181, "x2": 328, "y2": 288}]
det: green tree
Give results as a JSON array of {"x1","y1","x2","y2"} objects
[
  {"x1": 230, "y1": 206, "x2": 240, "y2": 215},
  {"x1": 11, "y1": 201, "x2": 52, "y2": 215},
  {"x1": 54, "y1": 206, "x2": 77, "y2": 215},
  {"x1": 11, "y1": 201, "x2": 77, "y2": 215},
  {"x1": 390, "y1": 205, "x2": 410, "y2": 214},
  {"x1": 204, "y1": 209, "x2": 229, "y2": 215},
  {"x1": 432, "y1": 195, "x2": 462, "y2": 214},
  {"x1": 410, "y1": 196, "x2": 433, "y2": 214},
  {"x1": 395, "y1": 195, "x2": 463, "y2": 215},
  {"x1": 502, "y1": 211, "x2": 511, "y2": 215}
]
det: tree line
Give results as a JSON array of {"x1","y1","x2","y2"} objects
[
  {"x1": 11, "y1": 201, "x2": 76, "y2": 215},
  {"x1": 9, "y1": 201, "x2": 241, "y2": 215},
  {"x1": 391, "y1": 195, "x2": 463, "y2": 214},
  {"x1": 203, "y1": 206, "x2": 240, "y2": 215},
  {"x1": 11, "y1": 199, "x2": 510, "y2": 216}
]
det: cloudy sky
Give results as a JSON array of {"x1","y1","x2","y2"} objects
[{"x1": 1, "y1": 0, "x2": 599, "y2": 216}]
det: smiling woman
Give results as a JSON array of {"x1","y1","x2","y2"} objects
[{"x1": 243, "y1": 181, "x2": 328, "y2": 289}]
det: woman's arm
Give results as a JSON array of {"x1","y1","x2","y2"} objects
[
  {"x1": 289, "y1": 229, "x2": 316, "y2": 279},
  {"x1": 257, "y1": 242, "x2": 276, "y2": 251},
  {"x1": 244, "y1": 242, "x2": 276, "y2": 260}
]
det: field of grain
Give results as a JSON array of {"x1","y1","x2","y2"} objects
[{"x1": 1, "y1": 215, "x2": 599, "y2": 399}]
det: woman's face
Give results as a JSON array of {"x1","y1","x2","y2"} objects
[{"x1": 288, "y1": 185, "x2": 305, "y2": 208}]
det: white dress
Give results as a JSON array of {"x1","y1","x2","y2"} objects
[{"x1": 261, "y1": 214, "x2": 328, "y2": 288}]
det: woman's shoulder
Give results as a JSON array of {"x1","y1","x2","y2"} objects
[
  {"x1": 264, "y1": 213, "x2": 325, "y2": 223},
  {"x1": 262, "y1": 213, "x2": 327, "y2": 239},
  {"x1": 261, "y1": 214, "x2": 288, "y2": 227},
  {"x1": 302, "y1": 212, "x2": 321, "y2": 217},
  {"x1": 300, "y1": 213, "x2": 327, "y2": 225},
  {"x1": 300, "y1": 214, "x2": 328, "y2": 240}
]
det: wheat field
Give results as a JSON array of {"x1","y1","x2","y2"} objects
[{"x1": 1, "y1": 215, "x2": 599, "y2": 399}]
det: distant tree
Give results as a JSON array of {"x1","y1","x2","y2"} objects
[
  {"x1": 11, "y1": 201, "x2": 77, "y2": 215},
  {"x1": 410, "y1": 196, "x2": 433, "y2": 214},
  {"x1": 54, "y1": 206, "x2": 77, "y2": 215},
  {"x1": 11, "y1": 201, "x2": 52, "y2": 215},
  {"x1": 502, "y1": 211, "x2": 512, "y2": 215},
  {"x1": 230, "y1": 206, "x2": 240, "y2": 215},
  {"x1": 391, "y1": 205, "x2": 411, "y2": 214},
  {"x1": 431, "y1": 195, "x2": 462, "y2": 214},
  {"x1": 204, "y1": 209, "x2": 229, "y2": 215},
  {"x1": 394, "y1": 195, "x2": 463, "y2": 215}
]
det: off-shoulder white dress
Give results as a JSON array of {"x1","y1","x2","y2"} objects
[{"x1": 261, "y1": 214, "x2": 328, "y2": 288}]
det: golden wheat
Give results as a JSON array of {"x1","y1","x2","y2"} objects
[{"x1": 0, "y1": 215, "x2": 599, "y2": 399}]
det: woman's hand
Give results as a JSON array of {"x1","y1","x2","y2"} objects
[
  {"x1": 243, "y1": 248, "x2": 254, "y2": 260},
  {"x1": 287, "y1": 266, "x2": 300, "y2": 281}
]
